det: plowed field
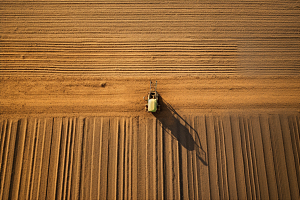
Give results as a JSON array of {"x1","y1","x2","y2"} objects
[
  {"x1": 1, "y1": 0, "x2": 299, "y2": 75},
  {"x1": 1, "y1": 114, "x2": 300, "y2": 199},
  {"x1": 1, "y1": 0, "x2": 300, "y2": 200}
]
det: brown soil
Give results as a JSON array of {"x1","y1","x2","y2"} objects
[
  {"x1": 1, "y1": 113, "x2": 300, "y2": 199},
  {"x1": 0, "y1": 76, "x2": 300, "y2": 117},
  {"x1": 1, "y1": 0, "x2": 300, "y2": 199}
]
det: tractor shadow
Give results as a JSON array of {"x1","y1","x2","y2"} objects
[{"x1": 152, "y1": 96, "x2": 207, "y2": 166}]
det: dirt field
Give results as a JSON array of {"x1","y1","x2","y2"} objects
[
  {"x1": 1, "y1": 0, "x2": 299, "y2": 75},
  {"x1": 1, "y1": 113, "x2": 300, "y2": 199},
  {"x1": 0, "y1": 76, "x2": 299, "y2": 116},
  {"x1": 1, "y1": 0, "x2": 300, "y2": 200}
]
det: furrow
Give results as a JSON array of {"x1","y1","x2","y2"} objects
[
  {"x1": 124, "y1": 118, "x2": 129, "y2": 200},
  {"x1": 29, "y1": 119, "x2": 43, "y2": 200},
  {"x1": 198, "y1": 115, "x2": 210, "y2": 200},
  {"x1": 112, "y1": 118, "x2": 119, "y2": 200},
  {"x1": 0, "y1": 120, "x2": 3, "y2": 162},
  {"x1": 0, "y1": 119, "x2": 8, "y2": 182},
  {"x1": 96, "y1": 117, "x2": 103, "y2": 200},
  {"x1": 222, "y1": 115, "x2": 238, "y2": 200},
  {"x1": 0, "y1": 66, "x2": 240, "y2": 69},
  {"x1": 70, "y1": 117, "x2": 84, "y2": 200},
  {"x1": 214, "y1": 116, "x2": 225, "y2": 199},
  {"x1": 117, "y1": 118, "x2": 125, "y2": 200},
  {"x1": 145, "y1": 118, "x2": 156, "y2": 199},
  {"x1": 79, "y1": 118, "x2": 86, "y2": 200},
  {"x1": 152, "y1": 118, "x2": 157, "y2": 200},
  {"x1": 80, "y1": 117, "x2": 91, "y2": 199},
  {"x1": 190, "y1": 116, "x2": 199, "y2": 200},
  {"x1": 137, "y1": 117, "x2": 146, "y2": 199},
  {"x1": 288, "y1": 115, "x2": 300, "y2": 191},
  {"x1": 244, "y1": 117, "x2": 257, "y2": 199},
  {"x1": 219, "y1": 117, "x2": 230, "y2": 199},
  {"x1": 239, "y1": 116, "x2": 253, "y2": 199},
  {"x1": 65, "y1": 118, "x2": 75, "y2": 200},
  {"x1": 230, "y1": 115, "x2": 247, "y2": 200},
  {"x1": 259, "y1": 114, "x2": 279, "y2": 200},
  {"x1": 268, "y1": 114, "x2": 291, "y2": 200},
  {"x1": 38, "y1": 118, "x2": 53, "y2": 200},
  {"x1": 55, "y1": 118, "x2": 68, "y2": 200},
  {"x1": 131, "y1": 117, "x2": 138, "y2": 200},
  {"x1": 164, "y1": 118, "x2": 174, "y2": 200},
  {"x1": 145, "y1": 118, "x2": 149, "y2": 200},
  {"x1": 46, "y1": 118, "x2": 62, "y2": 200},
  {"x1": 178, "y1": 115, "x2": 189, "y2": 200},
  {"x1": 248, "y1": 117, "x2": 261, "y2": 200},
  {"x1": 90, "y1": 118, "x2": 95, "y2": 200},
  {"x1": 206, "y1": 115, "x2": 220, "y2": 200},
  {"x1": 250, "y1": 115, "x2": 269, "y2": 199},
  {"x1": 279, "y1": 114, "x2": 300, "y2": 199},
  {"x1": 173, "y1": 129, "x2": 181, "y2": 200},
  {"x1": 99, "y1": 118, "x2": 109, "y2": 200},
  {"x1": 157, "y1": 119, "x2": 164, "y2": 200},
  {"x1": 9, "y1": 118, "x2": 27, "y2": 200},
  {"x1": 185, "y1": 115, "x2": 194, "y2": 200},
  {"x1": 27, "y1": 119, "x2": 39, "y2": 200},
  {"x1": 0, "y1": 119, "x2": 14, "y2": 200},
  {"x1": 114, "y1": 118, "x2": 120, "y2": 200},
  {"x1": 19, "y1": 118, "x2": 37, "y2": 200},
  {"x1": 296, "y1": 115, "x2": 300, "y2": 187},
  {"x1": 127, "y1": 117, "x2": 133, "y2": 200}
]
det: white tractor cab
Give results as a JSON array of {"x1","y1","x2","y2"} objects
[{"x1": 144, "y1": 81, "x2": 160, "y2": 112}]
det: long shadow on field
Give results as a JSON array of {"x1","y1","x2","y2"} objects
[{"x1": 152, "y1": 96, "x2": 207, "y2": 166}]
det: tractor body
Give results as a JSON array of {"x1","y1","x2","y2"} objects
[{"x1": 144, "y1": 81, "x2": 160, "y2": 112}]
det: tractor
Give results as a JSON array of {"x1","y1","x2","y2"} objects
[{"x1": 144, "y1": 81, "x2": 160, "y2": 112}]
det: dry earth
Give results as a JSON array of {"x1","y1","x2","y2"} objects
[
  {"x1": 1, "y1": 0, "x2": 300, "y2": 200},
  {"x1": 1, "y1": 76, "x2": 300, "y2": 116},
  {"x1": 1, "y1": 113, "x2": 300, "y2": 200},
  {"x1": 1, "y1": 0, "x2": 299, "y2": 75}
]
